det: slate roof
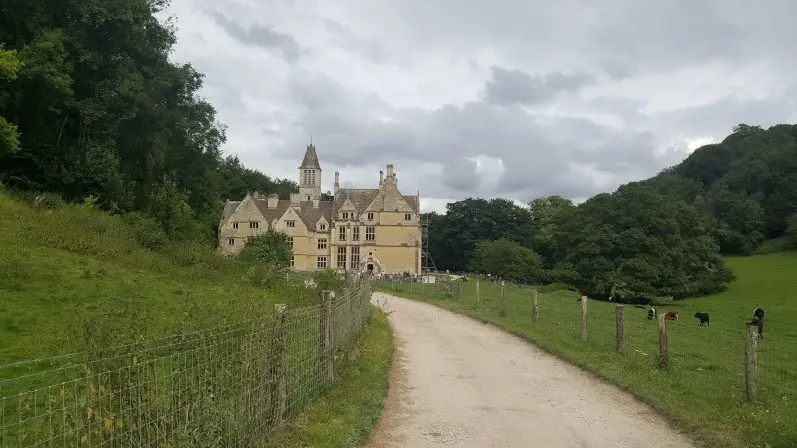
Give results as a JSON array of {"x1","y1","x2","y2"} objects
[
  {"x1": 299, "y1": 144, "x2": 321, "y2": 170},
  {"x1": 221, "y1": 187, "x2": 420, "y2": 229}
]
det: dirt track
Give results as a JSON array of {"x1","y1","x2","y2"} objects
[{"x1": 366, "y1": 293, "x2": 696, "y2": 448}]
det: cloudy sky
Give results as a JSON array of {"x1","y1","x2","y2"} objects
[{"x1": 160, "y1": 0, "x2": 797, "y2": 213}]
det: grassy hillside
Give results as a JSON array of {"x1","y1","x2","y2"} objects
[
  {"x1": 0, "y1": 191, "x2": 321, "y2": 363},
  {"x1": 379, "y1": 254, "x2": 797, "y2": 448}
]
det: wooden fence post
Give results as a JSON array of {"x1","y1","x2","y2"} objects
[
  {"x1": 532, "y1": 289, "x2": 539, "y2": 321},
  {"x1": 476, "y1": 280, "x2": 480, "y2": 302},
  {"x1": 744, "y1": 324, "x2": 759, "y2": 402},
  {"x1": 615, "y1": 305, "x2": 624, "y2": 353},
  {"x1": 455, "y1": 281, "x2": 461, "y2": 300},
  {"x1": 270, "y1": 304, "x2": 287, "y2": 426},
  {"x1": 499, "y1": 281, "x2": 506, "y2": 316},
  {"x1": 658, "y1": 313, "x2": 669, "y2": 369},
  {"x1": 580, "y1": 296, "x2": 588, "y2": 341},
  {"x1": 319, "y1": 290, "x2": 334, "y2": 383}
]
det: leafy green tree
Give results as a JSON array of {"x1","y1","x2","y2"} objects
[
  {"x1": 0, "y1": 43, "x2": 21, "y2": 156},
  {"x1": 469, "y1": 238, "x2": 543, "y2": 283},
  {"x1": 529, "y1": 195, "x2": 575, "y2": 265},
  {"x1": 237, "y1": 230, "x2": 292, "y2": 268},
  {"x1": 787, "y1": 214, "x2": 797, "y2": 249}
]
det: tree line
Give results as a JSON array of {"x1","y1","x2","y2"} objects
[
  {"x1": 426, "y1": 124, "x2": 797, "y2": 301},
  {"x1": 0, "y1": 0, "x2": 296, "y2": 245}
]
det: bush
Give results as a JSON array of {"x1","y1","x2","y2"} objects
[
  {"x1": 313, "y1": 269, "x2": 345, "y2": 292},
  {"x1": 122, "y1": 212, "x2": 170, "y2": 251},
  {"x1": 238, "y1": 230, "x2": 292, "y2": 267}
]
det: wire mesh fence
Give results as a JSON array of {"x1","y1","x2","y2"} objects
[
  {"x1": 0, "y1": 278, "x2": 374, "y2": 447},
  {"x1": 377, "y1": 275, "x2": 797, "y2": 442}
]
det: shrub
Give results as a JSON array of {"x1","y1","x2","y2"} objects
[
  {"x1": 122, "y1": 212, "x2": 170, "y2": 251},
  {"x1": 237, "y1": 229, "x2": 292, "y2": 267}
]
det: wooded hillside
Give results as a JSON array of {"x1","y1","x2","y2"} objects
[{"x1": 0, "y1": 0, "x2": 296, "y2": 244}]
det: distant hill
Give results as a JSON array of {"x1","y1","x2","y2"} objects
[{"x1": 638, "y1": 124, "x2": 797, "y2": 254}]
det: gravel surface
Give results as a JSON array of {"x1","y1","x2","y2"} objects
[{"x1": 366, "y1": 293, "x2": 696, "y2": 448}]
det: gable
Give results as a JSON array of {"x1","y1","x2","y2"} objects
[
  {"x1": 277, "y1": 207, "x2": 307, "y2": 229},
  {"x1": 228, "y1": 197, "x2": 266, "y2": 225},
  {"x1": 364, "y1": 184, "x2": 414, "y2": 213}
]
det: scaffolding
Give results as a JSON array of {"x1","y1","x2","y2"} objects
[{"x1": 420, "y1": 216, "x2": 437, "y2": 273}]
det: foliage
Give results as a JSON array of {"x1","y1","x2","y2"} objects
[
  {"x1": 312, "y1": 268, "x2": 346, "y2": 292},
  {"x1": 0, "y1": 0, "x2": 295, "y2": 245},
  {"x1": 425, "y1": 198, "x2": 535, "y2": 271},
  {"x1": 645, "y1": 123, "x2": 797, "y2": 254},
  {"x1": 468, "y1": 238, "x2": 544, "y2": 283},
  {"x1": 237, "y1": 229, "x2": 293, "y2": 268},
  {"x1": 787, "y1": 214, "x2": 797, "y2": 249},
  {"x1": 554, "y1": 184, "x2": 734, "y2": 299}
]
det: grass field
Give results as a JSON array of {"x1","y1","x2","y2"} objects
[
  {"x1": 262, "y1": 308, "x2": 393, "y2": 448},
  {"x1": 0, "y1": 192, "x2": 390, "y2": 446},
  {"x1": 378, "y1": 255, "x2": 797, "y2": 448}
]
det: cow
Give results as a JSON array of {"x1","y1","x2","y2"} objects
[
  {"x1": 664, "y1": 311, "x2": 678, "y2": 321},
  {"x1": 647, "y1": 308, "x2": 657, "y2": 320},
  {"x1": 747, "y1": 307, "x2": 765, "y2": 339},
  {"x1": 694, "y1": 312, "x2": 710, "y2": 326}
]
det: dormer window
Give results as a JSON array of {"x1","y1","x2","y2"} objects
[
  {"x1": 250, "y1": 221, "x2": 259, "y2": 229},
  {"x1": 286, "y1": 220, "x2": 295, "y2": 228},
  {"x1": 367, "y1": 212, "x2": 374, "y2": 221},
  {"x1": 232, "y1": 222, "x2": 239, "y2": 229},
  {"x1": 342, "y1": 212, "x2": 349, "y2": 219},
  {"x1": 320, "y1": 223, "x2": 326, "y2": 231},
  {"x1": 404, "y1": 213, "x2": 411, "y2": 221}
]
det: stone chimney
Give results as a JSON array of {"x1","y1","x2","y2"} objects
[
  {"x1": 334, "y1": 171, "x2": 340, "y2": 195},
  {"x1": 289, "y1": 192, "x2": 300, "y2": 206},
  {"x1": 267, "y1": 193, "x2": 278, "y2": 208},
  {"x1": 379, "y1": 170, "x2": 384, "y2": 185},
  {"x1": 386, "y1": 164, "x2": 394, "y2": 178}
]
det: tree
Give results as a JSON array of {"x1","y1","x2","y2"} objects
[
  {"x1": 0, "y1": 43, "x2": 21, "y2": 157},
  {"x1": 469, "y1": 238, "x2": 543, "y2": 283},
  {"x1": 787, "y1": 214, "x2": 797, "y2": 249},
  {"x1": 552, "y1": 184, "x2": 733, "y2": 300},
  {"x1": 237, "y1": 230, "x2": 292, "y2": 268},
  {"x1": 529, "y1": 195, "x2": 575, "y2": 265}
]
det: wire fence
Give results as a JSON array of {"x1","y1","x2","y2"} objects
[
  {"x1": 377, "y1": 276, "x2": 797, "y2": 443},
  {"x1": 0, "y1": 278, "x2": 374, "y2": 447}
]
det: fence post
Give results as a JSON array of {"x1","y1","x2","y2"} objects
[
  {"x1": 476, "y1": 280, "x2": 480, "y2": 302},
  {"x1": 455, "y1": 281, "x2": 461, "y2": 300},
  {"x1": 615, "y1": 305, "x2": 624, "y2": 353},
  {"x1": 744, "y1": 324, "x2": 759, "y2": 402},
  {"x1": 580, "y1": 296, "x2": 588, "y2": 341},
  {"x1": 319, "y1": 290, "x2": 334, "y2": 383},
  {"x1": 658, "y1": 313, "x2": 669, "y2": 369},
  {"x1": 499, "y1": 281, "x2": 506, "y2": 316},
  {"x1": 270, "y1": 304, "x2": 287, "y2": 426},
  {"x1": 532, "y1": 289, "x2": 539, "y2": 321}
]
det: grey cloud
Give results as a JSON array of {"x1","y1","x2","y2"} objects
[
  {"x1": 274, "y1": 67, "x2": 678, "y2": 201},
  {"x1": 483, "y1": 66, "x2": 593, "y2": 106},
  {"x1": 441, "y1": 158, "x2": 480, "y2": 192},
  {"x1": 205, "y1": 9, "x2": 303, "y2": 61}
]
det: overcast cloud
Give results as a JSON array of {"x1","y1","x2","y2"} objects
[{"x1": 160, "y1": 0, "x2": 797, "y2": 213}]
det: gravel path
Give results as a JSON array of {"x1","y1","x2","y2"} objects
[{"x1": 366, "y1": 293, "x2": 696, "y2": 448}]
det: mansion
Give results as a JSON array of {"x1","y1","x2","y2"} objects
[{"x1": 218, "y1": 143, "x2": 422, "y2": 275}]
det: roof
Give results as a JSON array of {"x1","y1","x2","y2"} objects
[
  {"x1": 221, "y1": 187, "x2": 420, "y2": 228},
  {"x1": 299, "y1": 143, "x2": 321, "y2": 170}
]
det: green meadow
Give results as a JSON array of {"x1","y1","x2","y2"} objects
[{"x1": 378, "y1": 254, "x2": 797, "y2": 448}]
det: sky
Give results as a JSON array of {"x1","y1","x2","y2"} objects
[{"x1": 159, "y1": 0, "x2": 797, "y2": 214}]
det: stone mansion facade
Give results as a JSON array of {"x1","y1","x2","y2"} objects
[{"x1": 218, "y1": 143, "x2": 422, "y2": 275}]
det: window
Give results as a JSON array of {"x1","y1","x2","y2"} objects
[
  {"x1": 367, "y1": 212, "x2": 374, "y2": 221},
  {"x1": 320, "y1": 224, "x2": 326, "y2": 231},
  {"x1": 365, "y1": 226, "x2": 375, "y2": 241},
  {"x1": 339, "y1": 226, "x2": 346, "y2": 241},
  {"x1": 342, "y1": 212, "x2": 349, "y2": 219},
  {"x1": 318, "y1": 238, "x2": 327, "y2": 249},
  {"x1": 232, "y1": 222, "x2": 239, "y2": 229},
  {"x1": 350, "y1": 246, "x2": 360, "y2": 268},
  {"x1": 317, "y1": 256, "x2": 327, "y2": 268},
  {"x1": 227, "y1": 238, "x2": 235, "y2": 245},
  {"x1": 352, "y1": 226, "x2": 360, "y2": 241},
  {"x1": 337, "y1": 247, "x2": 347, "y2": 269},
  {"x1": 250, "y1": 221, "x2": 259, "y2": 229},
  {"x1": 287, "y1": 237, "x2": 293, "y2": 248},
  {"x1": 303, "y1": 169, "x2": 315, "y2": 186},
  {"x1": 404, "y1": 213, "x2": 411, "y2": 221},
  {"x1": 286, "y1": 220, "x2": 295, "y2": 228},
  {"x1": 290, "y1": 256, "x2": 295, "y2": 268}
]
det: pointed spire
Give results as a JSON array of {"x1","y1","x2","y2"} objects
[{"x1": 299, "y1": 140, "x2": 321, "y2": 170}]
